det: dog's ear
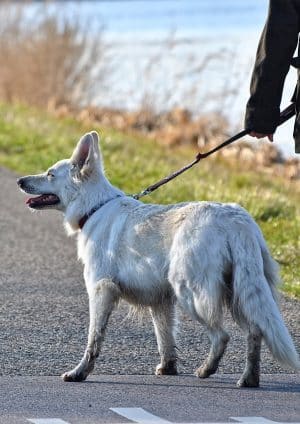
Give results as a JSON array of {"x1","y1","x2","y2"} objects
[
  {"x1": 90, "y1": 131, "x2": 100, "y2": 153},
  {"x1": 89, "y1": 131, "x2": 103, "y2": 163},
  {"x1": 71, "y1": 132, "x2": 102, "y2": 179}
]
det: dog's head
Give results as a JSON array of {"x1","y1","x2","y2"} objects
[{"x1": 17, "y1": 131, "x2": 104, "y2": 212}]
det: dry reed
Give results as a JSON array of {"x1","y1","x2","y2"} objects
[{"x1": 0, "y1": 1, "x2": 107, "y2": 108}]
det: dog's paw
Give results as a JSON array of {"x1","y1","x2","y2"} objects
[
  {"x1": 195, "y1": 366, "x2": 215, "y2": 379},
  {"x1": 236, "y1": 374, "x2": 260, "y2": 388},
  {"x1": 61, "y1": 370, "x2": 87, "y2": 382},
  {"x1": 155, "y1": 360, "x2": 177, "y2": 376}
]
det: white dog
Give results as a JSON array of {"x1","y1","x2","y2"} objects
[{"x1": 17, "y1": 131, "x2": 300, "y2": 387}]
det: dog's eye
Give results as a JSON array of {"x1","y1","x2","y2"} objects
[
  {"x1": 47, "y1": 171, "x2": 55, "y2": 179},
  {"x1": 70, "y1": 163, "x2": 78, "y2": 175}
]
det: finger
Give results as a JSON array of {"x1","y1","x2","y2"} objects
[
  {"x1": 250, "y1": 132, "x2": 270, "y2": 139},
  {"x1": 250, "y1": 131, "x2": 262, "y2": 138}
]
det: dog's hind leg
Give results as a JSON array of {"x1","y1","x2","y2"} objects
[
  {"x1": 150, "y1": 301, "x2": 178, "y2": 375},
  {"x1": 62, "y1": 279, "x2": 120, "y2": 382},
  {"x1": 191, "y1": 287, "x2": 229, "y2": 379},
  {"x1": 237, "y1": 327, "x2": 262, "y2": 388},
  {"x1": 195, "y1": 325, "x2": 230, "y2": 378}
]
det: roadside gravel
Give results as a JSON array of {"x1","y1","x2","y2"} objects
[{"x1": 0, "y1": 167, "x2": 299, "y2": 376}]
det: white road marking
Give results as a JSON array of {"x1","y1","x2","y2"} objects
[
  {"x1": 110, "y1": 408, "x2": 300, "y2": 424},
  {"x1": 27, "y1": 419, "x2": 71, "y2": 424},
  {"x1": 231, "y1": 418, "x2": 287, "y2": 424},
  {"x1": 110, "y1": 407, "x2": 172, "y2": 423}
]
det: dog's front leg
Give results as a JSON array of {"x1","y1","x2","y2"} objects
[{"x1": 62, "y1": 279, "x2": 120, "y2": 382}]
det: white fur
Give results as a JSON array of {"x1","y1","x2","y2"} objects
[{"x1": 18, "y1": 131, "x2": 300, "y2": 387}]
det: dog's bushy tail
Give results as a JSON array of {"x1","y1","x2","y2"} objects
[{"x1": 230, "y1": 223, "x2": 300, "y2": 370}]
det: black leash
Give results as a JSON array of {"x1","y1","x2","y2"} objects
[{"x1": 132, "y1": 103, "x2": 296, "y2": 200}]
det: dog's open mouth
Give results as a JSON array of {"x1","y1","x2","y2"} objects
[{"x1": 26, "y1": 194, "x2": 60, "y2": 209}]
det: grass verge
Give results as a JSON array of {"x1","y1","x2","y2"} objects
[{"x1": 0, "y1": 102, "x2": 299, "y2": 298}]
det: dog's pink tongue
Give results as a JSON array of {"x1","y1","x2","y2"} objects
[{"x1": 26, "y1": 195, "x2": 42, "y2": 206}]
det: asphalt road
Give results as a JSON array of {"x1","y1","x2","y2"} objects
[
  {"x1": 0, "y1": 374, "x2": 299, "y2": 424},
  {"x1": 0, "y1": 166, "x2": 299, "y2": 423}
]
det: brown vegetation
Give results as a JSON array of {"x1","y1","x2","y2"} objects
[
  {"x1": 0, "y1": 2, "x2": 107, "y2": 108},
  {"x1": 61, "y1": 104, "x2": 299, "y2": 181}
]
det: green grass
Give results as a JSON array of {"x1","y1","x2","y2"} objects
[{"x1": 1, "y1": 102, "x2": 299, "y2": 298}]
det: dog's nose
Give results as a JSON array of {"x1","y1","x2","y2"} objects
[{"x1": 17, "y1": 177, "x2": 25, "y2": 188}]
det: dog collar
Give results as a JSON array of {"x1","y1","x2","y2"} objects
[{"x1": 78, "y1": 195, "x2": 121, "y2": 230}]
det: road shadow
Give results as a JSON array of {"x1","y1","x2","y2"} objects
[{"x1": 81, "y1": 374, "x2": 300, "y2": 394}]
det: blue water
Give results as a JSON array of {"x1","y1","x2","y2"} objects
[{"x1": 48, "y1": 0, "x2": 268, "y2": 35}]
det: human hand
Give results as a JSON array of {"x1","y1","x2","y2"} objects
[{"x1": 249, "y1": 131, "x2": 274, "y2": 142}]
